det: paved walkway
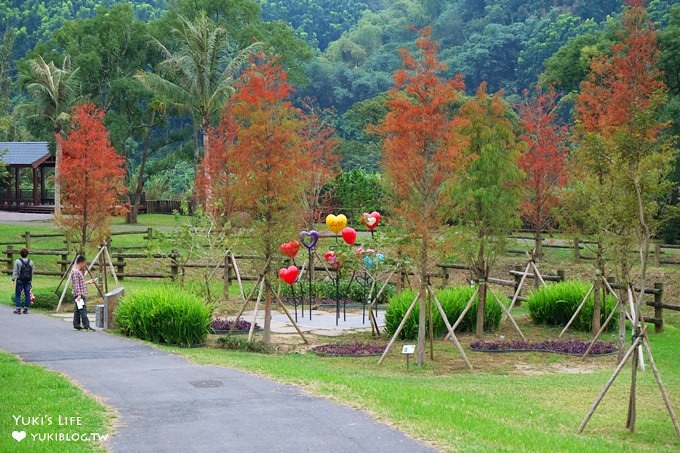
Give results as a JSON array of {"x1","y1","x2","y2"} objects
[
  {"x1": 0, "y1": 211, "x2": 53, "y2": 223},
  {"x1": 0, "y1": 305, "x2": 435, "y2": 452}
]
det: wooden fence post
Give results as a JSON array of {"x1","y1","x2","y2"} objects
[
  {"x1": 146, "y1": 227, "x2": 153, "y2": 241},
  {"x1": 573, "y1": 238, "x2": 580, "y2": 262},
  {"x1": 224, "y1": 252, "x2": 231, "y2": 299},
  {"x1": 6, "y1": 246, "x2": 14, "y2": 274},
  {"x1": 170, "y1": 250, "x2": 179, "y2": 280},
  {"x1": 60, "y1": 252, "x2": 68, "y2": 274},
  {"x1": 440, "y1": 266, "x2": 449, "y2": 289},
  {"x1": 654, "y1": 282, "x2": 664, "y2": 334},
  {"x1": 556, "y1": 269, "x2": 565, "y2": 282},
  {"x1": 116, "y1": 255, "x2": 125, "y2": 280},
  {"x1": 654, "y1": 243, "x2": 661, "y2": 267}
]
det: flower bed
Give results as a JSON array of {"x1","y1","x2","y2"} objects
[
  {"x1": 312, "y1": 342, "x2": 387, "y2": 357},
  {"x1": 210, "y1": 318, "x2": 259, "y2": 334},
  {"x1": 469, "y1": 339, "x2": 617, "y2": 356}
]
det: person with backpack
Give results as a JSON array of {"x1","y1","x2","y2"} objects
[{"x1": 11, "y1": 248, "x2": 33, "y2": 314}]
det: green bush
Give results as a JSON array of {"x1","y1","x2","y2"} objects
[
  {"x1": 526, "y1": 281, "x2": 618, "y2": 332},
  {"x1": 216, "y1": 336, "x2": 271, "y2": 353},
  {"x1": 384, "y1": 287, "x2": 504, "y2": 340},
  {"x1": 116, "y1": 288, "x2": 212, "y2": 347},
  {"x1": 8, "y1": 287, "x2": 59, "y2": 310}
]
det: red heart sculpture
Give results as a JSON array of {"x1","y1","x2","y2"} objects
[
  {"x1": 341, "y1": 227, "x2": 357, "y2": 245},
  {"x1": 279, "y1": 240, "x2": 300, "y2": 259},
  {"x1": 361, "y1": 211, "x2": 382, "y2": 231},
  {"x1": 278, "y1": 265, "x2": 299, "y2": 285}
]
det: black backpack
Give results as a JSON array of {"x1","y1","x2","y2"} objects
[{"x1": 18, "y1": 259, "x2": 32, "y2": 282}]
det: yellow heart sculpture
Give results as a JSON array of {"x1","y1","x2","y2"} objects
[{"x1": 325, "y1": 214, "x2": 348, "y2": 234}]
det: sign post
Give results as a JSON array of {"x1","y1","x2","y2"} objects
[{"x1": 402, "y1": 344, "x2": 415, "y2": 370}]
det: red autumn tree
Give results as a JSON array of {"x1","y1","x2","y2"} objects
[
  {"x1": 204, "y1": 58, "x2": 313, "y2": 345},
  {"x1": 518, "y1": 87, "x2": 569, "y2": 259},
  {"x1": 56, "y1": 102, "x2": 127, "y2": 251},
  {"x1": 377, "y1": 28, "x2": 468, "y2": 365},
  {"x1": 572, "y1": 1, "x2": 677, "y2": 433},
  {"x1": 298, "y1": 100, "x2": 339, "y2": 227},
  {"x1": 574, "y1": 0, "x2": 670, "y2": 294}
]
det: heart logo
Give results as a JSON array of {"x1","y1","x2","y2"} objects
[
  {"x1": 299, "y1": 230, "x2": 319, "y2": 250},
  {"x1": 278, "y1": 265, "x2": 299, "y2": 285},
  {"x1": 325, "y1": 214, "x2": 348, "y2": 234},
  {"x1": 12, "y1": 431, "x2": 26, "y2": 442},
  {"x1": 279, "y1": 240, "x2": 300, "y2": 259},
  {"x1": 361, "y1": 211, "x2": 382, "y2": 231},
  {"x1": 341, "y1": 227, "x2": 357, "y2": 245}
]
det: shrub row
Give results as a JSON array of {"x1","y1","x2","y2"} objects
[
  {"x1": 8, "y1": 288, "x2": 59, "y2": 310},
  {"x1": 526, "y1": 281, "x2": 618, "y2": 332},
  {"x1": 385, "y1": 287, "x2": 503, "y2": 340},
  {"x1": 116, "y1": 288, "x2": 212, "y2": 347}
]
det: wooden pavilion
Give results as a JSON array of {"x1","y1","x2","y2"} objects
[{"x1": 0, "y1": 142, "x2": 55, "y2": 212}]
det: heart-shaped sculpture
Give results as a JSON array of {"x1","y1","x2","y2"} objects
[
  {"x1": 325, "y1": 214, "x2": 348, "y2": 234},
  {"x1": 278, "y1": 265, "x2": 299, "y2": 285},
  {"x1": 324, "y1": 250, "x2": 336, "y2": 263},
  {"x1": 341, "y1": 227, "x2": 357, "y2": 245},
  {"x1": 299, "y1": 230, "x2": 319, "y2": 250},
  {"x1": 361, "y1": 211, "x2": 382, "y2": 231},
  {"x1": 279, "y1": 240, "x2": 300, "y2": 258}
]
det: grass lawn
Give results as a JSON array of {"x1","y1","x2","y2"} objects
[
  {"x1": 3, "y1": 217, "x2": 680, "y2": 451},
  {"x1": 0, "y1": 351, "x2": 111, "y2": 452},
  {"x1": 167, "y1": 326, "x2": 680, "y2": 452}
]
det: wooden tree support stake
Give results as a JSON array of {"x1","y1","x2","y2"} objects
[
  {"x1": 446, "y1": 286, "x2": 480, "y2": 340},
  {"x1": 429, "y1": 285, "x2": 473, "y2": 370},
  {"x1": 490, "y1": 287, "x2": 526, "y2": 341},
  {"x1": 378, "y1": 292, "x2": 420, "y2": 365},
  {"x1": 229, "y1": 252, "x2": 245, "y2": 300},
  {"x1": 273, "y1": 290, "x2": 308, "y2": 344},
  {"x1": 559, "y1": 284, "x2": 594, "y2": 338},
  {"x1": 248, "y1": 278, "x2": 266, "y2": 343}
]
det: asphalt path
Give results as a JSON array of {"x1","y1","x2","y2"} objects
[{"x1": 0, "y1": 305, "x2": 436, "y2": 452}]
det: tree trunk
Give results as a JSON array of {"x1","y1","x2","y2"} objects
[
  {"x1": 617, "y1": 285, "x2": 627, "y2": 362},
  {"x1": 534, "y1": 228, "x2": 542, "y2": 260},
  {"x1": 263, "y1": 274, "x2": 272, "y2": 346},
  {"x1": 476, "y1": 279, "x2": 487, "y2": 339},
  {"x1": 127, "y1": 110, "x2": 156, "y2": 225},
  {"x1": 54, "y1": 132, "x2": 62, "y2": 216},
  {"x1": 592, "y1": 273, "x2": 601, "y2": 337},
  {"x1": 416, "y1": 244, "x2": 428, "y2": 366},
  {"x1": 475, "y1": 238, "x2": 486, "y2": 339},
  {"x1": 202, "y1": 127, "x2": 213, "y2": 213}
]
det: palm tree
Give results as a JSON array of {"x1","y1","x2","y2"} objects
[
  {"x1": 135, "y1": 13, "x2": 261, "y2": 207},
  {"x1": 23, "y1": 56, "x2": 79, "y2": 216}
]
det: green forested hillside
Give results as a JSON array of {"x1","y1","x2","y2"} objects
[
  {"x1": 1, "y1": 0, "x2": 680, "y2": 214},
  {"x1": 0, "y1": 0, "x2": 166, "y2": 61}
]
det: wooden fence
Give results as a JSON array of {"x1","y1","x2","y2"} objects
[{"x1": 145, "y1": 200, "x2": 182, "y2": 214}]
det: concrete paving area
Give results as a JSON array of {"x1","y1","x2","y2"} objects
[
  {"x1": 0, "y1": 211, "x2": 53, "y2": 223},
  {"x1": 243, "y1": 306, "x2": 385, "y2": 337},
  {"x1": 0, "y1": 305, "x2": 435, "y2": 452}
]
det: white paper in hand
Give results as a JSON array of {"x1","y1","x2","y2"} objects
[{"x1": 75, "y1": 297, "x2": 84, "y2": 309}]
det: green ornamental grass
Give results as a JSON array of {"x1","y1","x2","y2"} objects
[
  {"x1": 385, "y1": 286, "x2": 503, "y2": 339},
  {"x1": 526, "y1": 280, "x2": 618, "y2": 332},
  {"x1": 116, "y1": 287, "x2": 212, "y2": 347}
]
